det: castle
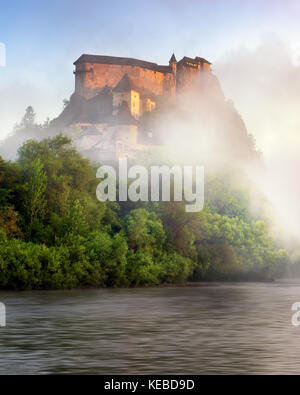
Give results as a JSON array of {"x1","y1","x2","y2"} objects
[{"x1": 65, "y1": 53, "x2": 211, "y2": 161}]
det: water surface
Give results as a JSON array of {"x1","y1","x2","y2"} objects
[{"x1": 1, "y1": 281, "x2": 300, "y2": 374}]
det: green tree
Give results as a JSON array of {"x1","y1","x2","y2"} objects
[
  {"x1": 124, "y1": 208, "x2": 166, "y2": 257},
  {"x1": 24, "y1": 158, "x2": 47, "y2": 236}
]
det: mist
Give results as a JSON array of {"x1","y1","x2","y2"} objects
[
  {"x1": 1, "y1": 35, "x2": 300, "y2": 261},
  {"x1": 212, "y1": 36, "x2": 300, "y2": 253},
  {"x1": 136, "y1": 39, "x2": 300, "y2": 261}
]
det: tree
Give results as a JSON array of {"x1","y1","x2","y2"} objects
[
  {"x1": 0, "y1": 134, "x2": 292, "y2": 289},
  {"x1": 124, "y1": 208, "x2": 166, "y2": 256},
  {"x1": 21, "y1": 106, "x2": 36, "y2": 128},
  {"x1": 24, "y1": 158, "x2": 47, "y2": 236}
]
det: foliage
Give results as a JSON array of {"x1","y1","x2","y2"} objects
[
  {"x1": 0, "y1": 135, "x2": 290, "y2": 290},
  {"x1": 23, "y1": 158, "x2": 47, "y2": 237}
]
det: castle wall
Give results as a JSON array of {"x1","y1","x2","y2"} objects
[
  {"x1": 72, "y1": 54, "x2": 212, "y2": 161},
  {"x1": 112, "y1": 90, "x2": 140, "y2": 118},
  {"x1": 75, "y1": 63, "x2": 175, "y2": 100},
  {"x1": 146, "y1": 98, "x2": 156, "y2": 112},
  {"x1": 203, "y1": 63, "x2": 210, "y2": 72},
  {"x1": 176, "y1": 63, "x2": 210, "y2": 92},
  {"x1": 113, "y1": 125, "x2": 138, "y2": 150},
  {"x1": 113, "y1": 91, "x2": 131, "y2": 110}
]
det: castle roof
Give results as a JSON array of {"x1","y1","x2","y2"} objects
[
  {"x1": 178, "y1": 56, "x2": 211, "y2": 65},
  {"x1": 195, "y1": 56, "x2": 211, "y2": 64},
  {"x1": 74, "y1": 54, "x2": 172, "y2": 74},
  {"x1": 113, "y1": 74, "x2": 157, "y2": 100},
  {"x1": 113, "y1": 74, "x2": 134, "y2": 92}
]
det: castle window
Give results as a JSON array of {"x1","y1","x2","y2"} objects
[{"x1": 146, "y1": 98, "x2": 156, "y2": 113}]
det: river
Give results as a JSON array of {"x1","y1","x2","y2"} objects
[{"x1": 0, "y1": 281, "x2": 300, "y2": 374}]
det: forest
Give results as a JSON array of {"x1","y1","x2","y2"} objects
[{"x1": 0, "y1": 108, "x2": 290, "y2": 289}]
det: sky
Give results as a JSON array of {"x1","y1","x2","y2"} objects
[{"x1": 1, "y1": 0, "x2": 300, "y2": 140}]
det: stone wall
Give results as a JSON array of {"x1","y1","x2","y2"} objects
[{"x1": 75, "y1": 62, "x2": 175, "y2": 100}]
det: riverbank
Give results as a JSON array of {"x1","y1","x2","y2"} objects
[{"x1": 0, "y1": 276, "x2": 278, "y2": 293}]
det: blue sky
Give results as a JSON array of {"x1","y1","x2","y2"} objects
[{"x1": 1, "y1": 0, "x2": 300, "y2": 138}]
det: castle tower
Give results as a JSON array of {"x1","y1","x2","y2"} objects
[
  {"x1": 109, "y1": 101, "x2": 138, "y2": 159},
  {"x1": 112, "y1": 74, "x2": 140, "y2": 119},
  {"x1": 169, "y1": 53, "x2": 177, "y2": 76}
]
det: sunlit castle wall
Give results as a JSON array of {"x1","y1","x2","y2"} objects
[
  {"x1": 176, "y1": 57, "x2": 211, "y2": 92},
  {"x1": 74, "y1": 55, "x2": 176, "y2": 100}
]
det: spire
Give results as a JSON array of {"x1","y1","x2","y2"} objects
[
  {"x1": 169, "y1": 53, "x2": 177, "y2": 76},
  {"x1": 169, "y1": 53, "x2": 177, "y2": 64}
]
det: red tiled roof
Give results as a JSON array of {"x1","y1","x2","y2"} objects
[{"x1": 113, "y1": 74, "x2": 134, "y2": 92}]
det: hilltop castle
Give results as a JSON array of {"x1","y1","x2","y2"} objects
[{"x1": 61, "y1": 54, "x2": 212, "y2": 161}]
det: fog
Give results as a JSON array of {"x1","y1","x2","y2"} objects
[
  {"x1": 1, "y1": 36, "x2": 299, "y2": 258},
  {"x1": 139, "y1": 38, "x2": 300, "y2": 259},
  {"x1": 214, "y1": 36, "x2": 300, "y2": 251}
]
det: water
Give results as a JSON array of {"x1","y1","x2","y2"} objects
[{"x1": 1, "y1": 281, "x2": 300, "y2": 374}]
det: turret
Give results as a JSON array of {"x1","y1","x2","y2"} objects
[{"x1": 169, "y1": 53, "x2": 177, "y2": 75}]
